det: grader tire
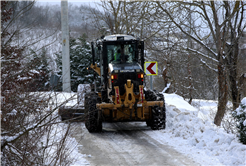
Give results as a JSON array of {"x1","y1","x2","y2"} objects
[
  {"x1": 151, "y1": 105, "x2": 166, "y2": 130},
  {"x1": 145, "y1": 90, "x2": 156, "y2": 127},
  {"x1": 145, "y1": 90, "x2": 166, "y2": 130},
  {"x1": 157, "y1": 93, "x2": 166, "y2": 129},
  {"x1": 85, "y1": 92, "x2": 102, "y2": 132}
]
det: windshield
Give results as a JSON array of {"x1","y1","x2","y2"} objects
[{"x1": 107, "y1": 44, "x2": 136, "y2": 63}]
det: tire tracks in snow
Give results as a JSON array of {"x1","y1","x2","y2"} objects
[{"x1": 71, "y1": 122, "x2": 199, "y2": 166}]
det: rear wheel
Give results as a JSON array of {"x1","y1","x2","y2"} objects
[
  {"x1": 151, "y1": 105, "x2": 166, "y2": 130},
  {"x1": 85, "y1": 92, "x2": 102, "y2": 132},
  {"x1": 145, "y1": 90, "x2": 156, "y2": 127},
  {"x1": 157, "y1": 93, "x2": 166, "y2": 129},
  {"x1": 145, "y1": 90, "x2": 166, "y2": 130}
]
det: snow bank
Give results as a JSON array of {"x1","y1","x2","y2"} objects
[
  {"x1": 164, "y1": 93, "x2": 197, "y2": 112},
  {"x1": 162, "y1": 93, "x2": 246, "y2": 166},
  {"x1": 41, "y1": 122, "x2": 89, "y2": 165},
  {"x1": 45, "y1": 92, "x2": 78, "y2": 108}
]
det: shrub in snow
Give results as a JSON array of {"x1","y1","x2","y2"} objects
[
  {"x1": 232, "y1": 97, "x2": 246, "y2": 144},
  {"x1": 1, "y1": 2, "x2": 77, "y2": 165}
]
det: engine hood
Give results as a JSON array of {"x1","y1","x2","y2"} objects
[{"x1": 109, "y1": 62, "x2": 144, "y2": 73}]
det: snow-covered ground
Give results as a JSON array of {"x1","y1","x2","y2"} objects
[
  {"x1": 148, "y1": 93, "x2": 246, "y2": 165},
  {"x1": 52, "y1": 92, "x2": 246, "y2": 166}
]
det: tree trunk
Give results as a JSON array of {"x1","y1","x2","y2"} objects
[
  {"x1": 228, "y1": 42, "x2": 240, "y2": 111},
  {"x1": 214, "y1": 63, "x2": 228, "y2": 126},
  {"x1": 162, "y1": 61, "x2": 170, "y2": 93},
  {"x1": 229, "y1": 64, "x2": 239, "y2": 111},
  {"x1": 239, "y1": 74, "x2": 246, "y2": 100}
]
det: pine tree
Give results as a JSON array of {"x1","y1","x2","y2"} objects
[
  {"x1": 56, "y1": 34, "x2": 94, "y2": 92},
  {"x1": 28, "y1": 48, "x2": 51, "y2": 91}
]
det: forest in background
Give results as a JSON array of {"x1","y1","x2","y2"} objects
[
  {"x1": 2, "y1": 0, "x2": 246, "y2": 118},
  {"x1": 8, "y1": 0, "x2": 221, "y2": 99},
  {"x1": 9, "y1": 1, "x2": 246, "y2": 100},
  {"x1": 2, "y1": 0, "x2": 246, "y2": 122}
]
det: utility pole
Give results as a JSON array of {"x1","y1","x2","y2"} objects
[
  {"x1": 61, "y1": 0, "x2": 71, "y2": 92},
  {"x1": 187, "y1": 4, "x2": 192, "y2": 104}
]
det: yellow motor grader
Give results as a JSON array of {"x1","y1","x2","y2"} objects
[{"x1": 59, "y1": 34, "x2": 166, "y2": 132}]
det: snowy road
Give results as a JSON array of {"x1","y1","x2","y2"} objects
[
  {"x1": 55, "y1": 92, "x2": 245, "y2": 166},
  {"x1": 71, "y1": 122, "x2": 198, "y2": 166}
]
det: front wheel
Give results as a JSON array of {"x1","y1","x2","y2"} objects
[{"x1": 85, "y1": 92, "x2": 102, "y2": 132}]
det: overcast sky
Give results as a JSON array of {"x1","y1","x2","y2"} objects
[{"x1": 36, "y1": 0, "x2": 101, "y2": 8}]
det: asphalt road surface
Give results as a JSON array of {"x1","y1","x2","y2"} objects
[{"x1": 71, "y1": 122, "x2": 199, "y2": 166}]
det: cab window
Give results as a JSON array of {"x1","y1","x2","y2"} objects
[{"x1": 106, "y1": 44, "x2": 136, "y2": 63}]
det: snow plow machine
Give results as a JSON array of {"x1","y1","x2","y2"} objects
[{"x1": 58, "y1": 34, "x2": 166, "y2": 132}]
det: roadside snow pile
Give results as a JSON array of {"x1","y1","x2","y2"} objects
[
  {"x1": 44, "y1": 92, "x2": 90, "y2": 165},
  {"x1": 42, "y1": 122, "x2": 89, "y2": 165},
  {"x1": 162, "y1": 93, "x2": 246, "y2": 165},
  {"x1": 165, "y1": 93, "x2": 197, "y2": 112}
]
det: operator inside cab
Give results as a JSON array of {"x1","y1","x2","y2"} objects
[
  {"x1": 114, "y1": 45, "x2": 121, "y2": 61},
  {"x1": 107, "y1": 44, "x2": 135, "y2": 63}
]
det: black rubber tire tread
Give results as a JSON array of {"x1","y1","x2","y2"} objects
[
  {"x1": 151, "y1": 106, "x2": 160, "y2": 130},
  {"x1": 145, "y1": 90, "x2": 166, "y2": 130},
  {"x1": 85, "y1": 92, "x2": 102, "y2": 132},
  {"x1": 152, "y1": 92, "x2": 166, "y2": 130},
  {"x1": 145, "y1": 89, "x2": 156, "y2": 127},
  {"x1": 151, "y1": 105, "x2": 165, "y2": 130},
  {"x1": 157, "y1": 93, "x2": 166, "y2": 129}
]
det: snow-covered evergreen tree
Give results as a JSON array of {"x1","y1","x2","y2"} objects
[
  {"x1": 56, "y1": 34, "x2": 94, "y2": 92},
  {"x1": 28, "y1": 48, "x2": 51, "y2": 91},
  {"x1": 232, "y1": 98, "x2": 246, "y2": 144}
]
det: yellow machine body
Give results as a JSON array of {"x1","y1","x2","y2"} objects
[{"x1": 95, "y1": 78, "x2": 163, "y2": 122}]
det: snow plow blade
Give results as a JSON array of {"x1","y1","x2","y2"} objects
[
  {"x1": 58, "y1": 84, "x2": 90, "y2": 122},
  {"x1": 58, "y1": 105, "x2": 85, "y2": 121}
]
